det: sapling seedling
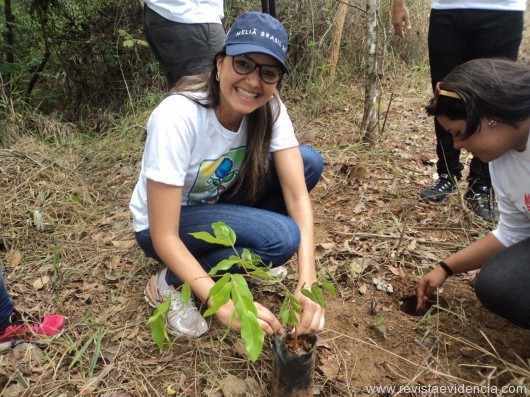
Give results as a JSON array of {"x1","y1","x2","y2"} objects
[
  {"x1": 372, "y1": 315, "x2": 387, "y2": 339},
  {"x1": 149, "y1": 222, "x2": 335, "y2": 361}
]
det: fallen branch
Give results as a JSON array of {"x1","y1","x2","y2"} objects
[{"x1": 334, "y1": 231, "x2": 455, "y2": 247}]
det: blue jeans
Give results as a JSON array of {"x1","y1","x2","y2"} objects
[
  {"x1": 0, "y1": 268, "x2": 14, "y2": 332},
  {"x1": 135, "y1": 145, "x2": 324, "y2": 286}
]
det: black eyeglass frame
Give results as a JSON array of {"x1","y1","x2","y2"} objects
[{"x1": 231, "y1": 54, "x2": 283, "y2": 84}]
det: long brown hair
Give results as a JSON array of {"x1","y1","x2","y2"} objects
[{"x1": 170, "y1": 51, "x2": 282, "y2": 202}]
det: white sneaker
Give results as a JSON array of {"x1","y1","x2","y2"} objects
[
  {"x1": 144, "y1": 268, "x2": 208, "y2": 338},
  {"x1": 268, "y1": 265, "x2": 288, "y2": 281},
  {"x1": 251, "y1": 265, "x2": 288, "y2": 285}
]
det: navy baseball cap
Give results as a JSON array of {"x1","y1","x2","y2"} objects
[{"x1": 224, "y1": 12, "x2": 289, "y2": 73}]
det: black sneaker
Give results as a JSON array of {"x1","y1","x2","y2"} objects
[
  {"x1": 420, "y1": 174, "x2": 457, "y2": 204},
  {"x1": 465, "y1": 186, "x2": 497, "y2": 222}
]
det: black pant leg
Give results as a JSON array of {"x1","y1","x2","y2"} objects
[
  {"x1": 475, "y1": 237, "x2": 530, "y2": 329},
  {"x1": 428, "y1": 10, "x2": 469, "y2": 179}
]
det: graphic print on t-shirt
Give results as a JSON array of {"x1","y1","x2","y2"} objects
[{"x1": 187, "y1": 147, "x2": 246, "y2": 204}]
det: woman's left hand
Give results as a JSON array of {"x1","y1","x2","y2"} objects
[{"x1": 294, "y1": 289, "x2": 325, "y2": 336}]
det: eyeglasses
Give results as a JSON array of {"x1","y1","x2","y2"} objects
[{"x1": 232, "y1": 55, "x2": 283, "y2": 84}]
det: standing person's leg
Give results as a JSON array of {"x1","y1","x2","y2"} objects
[
  {"x1": 475, "y1": 237, "x2": 530, "y2": 329},
  {"x1": 143, "y1": 5, "x2": 225, "y2": 88},
  {"x1": 422, "y1": 9, "x2": 469, "y2": 204},
  {"x1": 463, "y1": 10, "x2": 524, "y2": 219}
]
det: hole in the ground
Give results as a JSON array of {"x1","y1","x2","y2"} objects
[{"x1": 399, "y1": 294, "x2": 448, "y2": 316}]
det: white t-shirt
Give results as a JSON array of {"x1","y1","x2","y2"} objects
[
  {"x1": 142, "y1": 0, "x2": 224, "y2": 24},
  {"x1": 130, "y1": 93, "x2": 299, "y2": 232},
  {"x1": 432, "y1": 0, "x2": 526, "y2": 11},
  {"x1": 490, "y1": 136, "x2": 530, "y2": 247}
]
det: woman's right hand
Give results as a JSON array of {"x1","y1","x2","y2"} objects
[
  {"x1": 214, "y1": 301, "x2": 285, "y2": 337},
  {"x1": 416, "y1": 266, "x2": 449, "y2": 312}
]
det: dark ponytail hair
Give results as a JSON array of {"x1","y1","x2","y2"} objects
[{"x1": 426, "y1": 58, "x2": 530, "y2": 139}]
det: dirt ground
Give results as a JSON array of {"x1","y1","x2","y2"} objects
[{"x1": 2, "y1": 18, "x2": 530, "y2": 397}]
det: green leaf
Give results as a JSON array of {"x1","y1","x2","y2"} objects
[
  {"x1": 208, "y1": 273, "x2": 230, "y2": 296},
  {"x1": 227, "y1": 275, "x2": 263, "y2": 361},
  {"x1": 311, "y1": 284, "x2": 325, "y2": 307},
  {"x1": 231, "y1": 274, "x2": 254, "y2": 302},
  {"x1": 88, "y1": 328, "x2": 103, "y2": 378},
  {"x1": 290, "y1": 296, "x2": 302, "y2": 315},
  {"x1": 68, "y1": 330, "x2": 98, "y2": 370},
  {"x1": 279, "y1": 295, "x2": 301, "y2": 328},
  {"x1": 248, "y1": 266, "x2": 270, "y2": 280},
  {"x1": 181, "y1": 282, "x2": 191, "y2": 305},
  {"x1": 189, "y1": 231, "x2": 232, "y2": 246},
  {"x1": 288, "y1": 311, "x2": 299, "y2": 327},
  {"x1": 204, "y1": 280, "x2": 232, "y2": 317},
  {"x1": 321, "y1": 280, "x2": 337, "y2": 295},
  {"x1": 248, "y1": 251, "x2": 263, "y2": 265},
  {"x1": 212, "y1": 222, "x2": 236, "y2": 245},
  {"x1": 279, "y1": 296, "x2": 291, "y2": 325},
  {"x1": 241, "y1": 248, "x2": 252, "y2": 264},
  {"x1": 236, "y1": 296, "x2": 263, "y2": 361},
  {"x1": 148, "y1": 295, "x2": 173, "y2": 350},
  {"x1": 123, "y1": 39, "x2": 134, "y2": 48},
  {"x1": 209, "y1": 258, "x2": 240, "y2": 275},
  {"x1": 301, "y1": 288, "x2": 316, "y2": 301}
]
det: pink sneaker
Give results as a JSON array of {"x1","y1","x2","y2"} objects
[{"x1": 0, "y1": 311, "x2": 67, "y2": 349}]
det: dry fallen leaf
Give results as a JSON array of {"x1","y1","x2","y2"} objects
[
  {"x1": 315, "y1": 243, "x2": 334, "y2": 260},
  {"x1": 111, "y1": 240, "x2": 136, "y2": 249},
  {"x1": 349, "y1": 257, "x2": 373, "y2": 278},
  {"x1": 2, "y1": 382, "x2": 26, "y2": 397},
  {"x1": 358, "y1": 283, "x2": 368, "y2": 295},
  {"x1": 31, "y1": 209, "x2": 45, "y2": 230},
  {"x1": 407, "y1": 239, "x2": 418, "y2": 251},
  {"x1": 318, "y1": 354, "x2": 340, "y2": 380},
  {"x1": 387, "y1": 265, "x2": 406, "y2": 278},
  {"x1": 6, "y1": 249, "x2": 22, "y2": 267},
  {"x1": 219, "y1": 374, "x2": 248, "y2": 397},
  {"x1": 32, "y1": 276, "x2": 50, "y2": 290},
  {"x1": 353, "y1": 201, "x2": 366, "y2": 214},
  {"x1": 372, "y1": 277, "x2": 394, "y2": 293}
]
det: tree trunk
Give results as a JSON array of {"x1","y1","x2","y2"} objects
[
  {"x1": 3, "y1": 0, "x2": 14, "y2": 64},
  {"x1": 361, "y1": 0, "x2": 379, "y2": 145},
  {"x1": 328, "y1": 0, "x2": 349, "y2": 82},
  {"x1": 3, "y1": 0, "x2": 14, "y2": 97},
  {"x1": 24, "y1": 0, "x2": 51, "y2": 103}
]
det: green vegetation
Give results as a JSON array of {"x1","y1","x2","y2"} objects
[
  {"x1": 1, "y1": 0, "x2": 430, "y2": 146},
  {"x1": 149, "y1": 222, "x2": 335, "y2": 361}
]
